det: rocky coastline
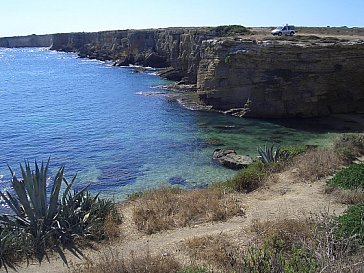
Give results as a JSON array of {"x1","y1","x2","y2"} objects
[{"x1": 1, "y1": 27, "x2": 364, "y2": 118}]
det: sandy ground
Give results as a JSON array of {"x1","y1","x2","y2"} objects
[{"x1": 10, "y1": 165, "x2": 347, "y2": 273}]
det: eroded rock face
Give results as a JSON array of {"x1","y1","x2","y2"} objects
[
  {"x1": 197, "y1": 39, "x2": 364, "y2": 118},
  {"x1": 50, "y1": 28, "x2": 216, "y2": 82},
  {"x1": 0, "y1": 34, "x2": 52, "y2": 47}
]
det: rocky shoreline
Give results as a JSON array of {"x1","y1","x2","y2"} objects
[{"x1": 1, "y1": 27, "x2": 364, "y2": 119}]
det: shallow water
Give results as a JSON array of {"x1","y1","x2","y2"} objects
[{"x1": 0, "y1": 48, "x2": 337, "y2": 202}]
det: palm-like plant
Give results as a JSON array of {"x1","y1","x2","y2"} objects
[
  {"x1": 0, "y1": 159, "x2": 83, "y2": 260},
  {"x1": 257, "y1": 144, "x2": 281, "y2": 163},
  {"x1": 0, "y1": 160, "x2": 64, "y2": 243},
  {"x1": 0, "y1": 159, "x2": 119, "y2": 270}
]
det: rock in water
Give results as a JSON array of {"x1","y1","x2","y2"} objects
[{"x1": 213, "y1": 149, "x2": 253, "y2": 169}]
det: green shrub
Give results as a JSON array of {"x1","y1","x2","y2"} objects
[
  {"x1": 241, "y1": 236, "x2": 319, "y2": 273},
  {"x1": 280, "y1": 145, "x2": 308, "y2": 159},
  {"x1": 334, "y1": 133, "x2": 364, "y2": 162},
  {"x1": 214, "y1": 25, "x2": 249, "y2": 36},
  {"x1": 335, "y1": 204, "x2": 364, "y2": 245},
  {"x1": 225, "y1": 161, "x2": 266, "y2": 192},
  {"x1": 327, "y1": 163, "x2": 364, "y2": 190}
]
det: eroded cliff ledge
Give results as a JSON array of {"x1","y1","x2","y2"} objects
[
  {"x1": 197, "y1": 37, "x2": 364, "y2": 118},
  {"x1": 50, "y1": 28, "x2": 217, "y2": 83},
  {"x1": 1, "y1": 27, "x2": 363, "y2": 118}
]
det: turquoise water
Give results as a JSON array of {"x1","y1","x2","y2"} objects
[{"x1": 0, "y1": 48, "x2": 336, "y2": 202}]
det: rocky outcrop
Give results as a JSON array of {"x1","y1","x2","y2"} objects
[
  {"x1": 0, "y1": 34, "x2": 52, "y2": 48},
  {"x1": 197, "y1": 38, "x2": 364, "y2": 118},
  {"x1": 213, "y1": 149, "x2": 253, "y2": 169},
  {"x1": 50, "y1": 28, "x2": 217, "y2": 83}
]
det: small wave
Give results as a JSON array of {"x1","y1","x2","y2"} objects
[
  {"x1": 176, "y1": 98, "x2": 213, "y2": 111},
  {"x1": 135, "y1": 91, "x2": 167, "y2": 96}
]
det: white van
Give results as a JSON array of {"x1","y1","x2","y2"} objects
[{"x1": 271, "y1": 25, "x2": 295, "y2": 36}]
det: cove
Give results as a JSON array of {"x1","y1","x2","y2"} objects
[{"x1": 0, "y1": 48, "x2": 337, "y2": 202}]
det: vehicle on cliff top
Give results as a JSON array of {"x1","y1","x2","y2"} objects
[{"x1": 272, "y1": 24, "x2": 295, "y2": 36}]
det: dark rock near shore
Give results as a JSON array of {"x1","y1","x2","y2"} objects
[
  {"x1": 213, "y1": 149, "x2": 253, "y2": 169},
  {"x1": 168, "y1": 176, "x2": 187, "y2": 185}
]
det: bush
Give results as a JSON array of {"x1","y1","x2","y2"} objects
[
  {"x1": 214, "y1": 25, "x2": 249, "y2": 36},
  {"x1": 280, "y1": 145, "x2": 308, "y2": 159},
  {"x1": 241, "y1": 236, "x2": 319, "y2": 273},
  {"x1": 71, "y1": 249, "x2": 181, "y2": 273},
  {"x1": 334, "y1": 134, "x2": 364, "y2": 162},
  {"x1": 0, "y1": 160, "x2": 120, "y2": 270},
  {"x1": 223, "y1": 161, "x2": 266, "y2": 192},
  {"x1": 335, "y1": 204, "x2": 364, "y2": 245},
  {"x1": 293, "y1": 149, "x2": 344, "y2": 182},
  {"x1": 327, "y1": 163, "x2": 364, "y2": 190}
]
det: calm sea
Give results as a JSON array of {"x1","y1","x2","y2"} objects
[{"x1": 0, "y1": 48, "x2": 336, "y2": 202}]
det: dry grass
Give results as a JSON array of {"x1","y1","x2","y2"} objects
[
  {"x1": 292, "y1": 149, "x2": 344, "y2": 182},
  {"x1": 132, "y1": 187, "x2": 244, "y2": 234},
  {"x1": 185, "y1": 235, "x2": 240, "y2": 271},
  {"x1": 103, "y1": 214, "x2": 120, "y2": 239},
  {"x1": 325, "y1": 186, "x2": 364, "y2": 204},
  {"x1": 70, "y1": 249, "x2": 180, "y2": 273},
  {"x1": 250, "y1": 218, "x2": 314, "y2": 246}
]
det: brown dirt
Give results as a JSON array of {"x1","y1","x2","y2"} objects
[{"x1": 10, "y1": 164, "x2": 347, "y2": 273}]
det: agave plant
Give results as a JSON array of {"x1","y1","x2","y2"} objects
[
  {"x1": 0, "y1": 159, "x2": 119, "y2": 267},
  {"x1": 0, "y1": 159, "x2": 64, "y2": 244},
  {"x1": 0, "y1": 159, "x2": 85, "y2": 260},
  {"x1": 257, "y1": 144, "x2": 281, "y2": 163}
]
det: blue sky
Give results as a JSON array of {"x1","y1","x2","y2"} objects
[{"x1": 1, "y1": 0, "x2": 363, "y2": 37}]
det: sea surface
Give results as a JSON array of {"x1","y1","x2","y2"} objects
[{"x1": 0, "y1": 48, "x2": 337, "y2": 203}]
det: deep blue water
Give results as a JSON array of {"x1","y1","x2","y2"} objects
[{"x1": 0, "y1": 48, "x2": 336, "y2": 202}]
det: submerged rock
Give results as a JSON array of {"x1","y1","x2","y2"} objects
[
  {"x1": 168, "y1": 176, "x2": 187, "y2": 186},
  {"x1": 213, "y1": 149, "x2": 253, "y2": 169}
]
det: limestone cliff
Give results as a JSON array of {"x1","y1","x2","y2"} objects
[
  {"x1": 50, "y1": 28, "x2": 216, "y2": 82},
  {"x1": 197, "y1": 38, "x2": 364, "y2": 117},
  {"x1": 0, "y1": 34, "x2": 52, "y2": 48}
]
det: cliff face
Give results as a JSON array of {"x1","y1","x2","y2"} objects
[
  {"x1": 50, "y1": 28, "x2": 216, "y2": 82},
  {"x1": 197, "y1": 38, "x2": 364, "y2": 117},
  {"x1": 0, "y1": 34, "x2": 52, "y2": 48},
  {"x1": 1, "y1": 29, "x2": 363, "y2": 118}
]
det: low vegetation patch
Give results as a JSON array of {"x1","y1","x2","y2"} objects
[
  {"x1": 336, "y1": 203, "x2": 364, "y2": 246},
  {"x1": 334, "y1": 133, "x2": 364, "y2": 162},
  {"x1": 213, "y1": 25, "x2": 249, "y2": 36},
  {"x1": 0, "y1": 160, "x2": 120, "y2": 271},
  {"x1": 280, "y1": 144, "x2": 309, "y2": 158},
  {"x1": 221, "y1": 161, "x2": 267, "y2": 192},
  {"x1": 293, "y1": 149, "x2": 344, "y2": 181},
  {"x1": 186, "y1": 235, "x2": 239, "y2": 271},
  {"x1": 132, "y1": 187, "x2": 243, "y2": 234},
  {"x1": 71, "y1": 249, "x2": 181, "y2": 273},
  {"x1": 327, "y1": 163, "x2": 364, "y2": 190}
]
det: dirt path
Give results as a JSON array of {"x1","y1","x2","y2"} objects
[{"x1": 10, "y1": 167, "x2": 347, "y2": 273}]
